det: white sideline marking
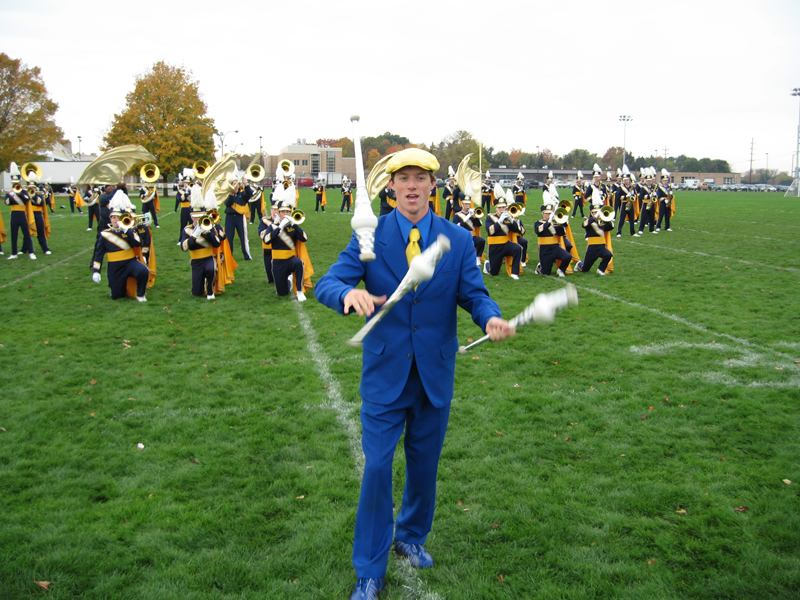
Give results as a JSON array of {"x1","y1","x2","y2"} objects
[
  {"x1": 620, "y1": 240, "x2": 800, "y2": 273},
  {"x1": 0, "y1": 247, "x2": 92, "y2": 289},
  {"x1": 293, "y1": 303, "x2": 443, "y2": 600},
  {"x1": 680, "y1": 227, "x2": 799, "y2": 243}
]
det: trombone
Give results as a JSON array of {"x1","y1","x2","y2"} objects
[
  {"x1": 558, "y1": 199, "x2": 573, "y2": 213},
  {"x1": 290, "y1": 209, "x2": 305, "y2": 225},
  {"x1": 119, "y1": 214, "x2": 135, "y2": 232}
]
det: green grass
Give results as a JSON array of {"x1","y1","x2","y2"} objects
[{"x1": 1, "y1": 190, "x2": 799, "y2": 599}]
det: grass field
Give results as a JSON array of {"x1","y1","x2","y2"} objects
[{"x1": 1, "y1": 190, "x2": 798, "y2": 599}]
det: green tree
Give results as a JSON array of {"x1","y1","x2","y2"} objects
[
  {"x1": 430, "y1": 130, "x2": 482, "y2": 177},
  {"x1": 601, "y1": 146, "x2": 625, "y2": 170},
  {"x1": 104, "y1": 62, "x2": 216, "y2": 193},
  {"x1": 0, "y1": 53, "x2": 63, "y2": 172},
  {"x1": 560, "y1": 148, "x2": 599, "y2": 170}
]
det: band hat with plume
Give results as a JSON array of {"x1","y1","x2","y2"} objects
[
  {"x1": 464, "y1": 182, "x2": 475, "y2": 199},
  {"x1": 576, "y1": 170, "x2": 583, "y2": 179},
  {"x1": 606, "y1": 171, "x2": 613, "y2": 180},
  {"x1": 592, "y1": 163, "x2": 602, "y2": 177},
  {"x1": 548, "y1": 170, "x2": 553, "y2": 180},
  {"x1": 203, "y1": 190, "x2": 217, "y2": 212},
  {"x1": 109, "y1": 189, "x2": 135, "y2": 216},
  {"x1": 622, "y1": 164, "x2": 631, "y2": 179},
  {"x1": 448, "y1": 165, "x2": 456, "y2": 179},
  {"x1": 384, "y1": 148, "x2": 440, "y2": 175},
  {"x1": 617, "y1": 168, "x2": 622, "y2": 177},
  {"x1": 517, "y1": 172, "x2": 524, "y2": 180},
  {"x1": 661, "y1": 168, "x2": 671, "y2": 180},
  {"x1": 190, "y1": 184, "x2": 205, "y2": 211}
]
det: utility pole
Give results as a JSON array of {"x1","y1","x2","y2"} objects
[{"x1": 749, "y1": 138, "x2": 754, "y2": 184}]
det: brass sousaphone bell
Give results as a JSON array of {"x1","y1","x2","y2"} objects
[
  {"x1": 20, "y1": 162, "x2": 42, "y2": 183},
  {"x1": 140, "y1": 163, "x2": 160, "y2": 183},
  {"x1": 246, "y1": 164, "x2": 265, "y2": 183},
  {"x1": 599, "y1": 205, "x2": 616, "y2": 222},
  {"x1": 193, "y1": 160, "x2": 210, "y2": 180},
  {"x1": 553, "y1": 207, "x2": 570, "y2": 224}
]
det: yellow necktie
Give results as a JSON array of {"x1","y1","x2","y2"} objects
[{"x1": 406, "y1": 227, "x2": 421, "y2": 266}]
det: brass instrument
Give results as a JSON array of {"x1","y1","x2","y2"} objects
[
  {"x1": 207, "y1": 209, "x2": 220, "y2": 224},
  {"x1": 599, "y1": 205, "x2": 615, "y2": 222},
  {"x1": 278, "y1": 159, "x2": 295, "y2": 178},
  {"x1": 85, "y1": 188, "x2": 100, "y2": 206},
  {"x1": 20, "y1": 162, "x2": 42, "y2": 183},
  {"x1": 199, "y1": 215, "x2": 215, "y2": 232},
  {"x1": 119, "y1": 214, "x2": 135, "y2": 231},
  {"x1": 193, "y1": 160, "x2": 210, "y2": 179},
  {"x1": 246, "y1": 164, "x2": 265, "y2": 183},
  {"x1": 290, "y1": 209, "x2": 305, "y2": 225},
  {"x1": 553, "y1": 207, "x2": 570, "y2": 224},
  {"x1": 12, "y1": 182, "x2": 22, "y2": 193},
  {"x1": 27, "y1": 184, "x2": 39, "y2": 197},
  {"x1": 140, "y1": 163, "x2": 160, "y2": 183},
  {"x1": 474, "y1": 206, "x2": 484, "y2": 219},
  {"x1": 508, "y1": 202, "x2": 526, "y2": 218},
  {"x1": 558, "y1": 199, "x2": 573, "y2": 213}
]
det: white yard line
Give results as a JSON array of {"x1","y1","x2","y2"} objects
[
  {"x1": 618, "y1": 240, "x2": 800, "y2": 272},
  {"x1": 0, "y1": 247, "x2": 92, "y2": 289}
]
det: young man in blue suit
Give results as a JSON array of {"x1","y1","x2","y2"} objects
[{"x1": 315, "y1": 149, "x2": 515, "y2": 600}]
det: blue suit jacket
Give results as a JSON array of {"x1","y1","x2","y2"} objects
[{"x1": 315, "y1": 211, "x2": 501, "y2": 408}]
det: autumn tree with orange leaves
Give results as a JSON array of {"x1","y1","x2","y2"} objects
[
  {"x1": 104, "y1": 62, "x2": 216, "y2": 191},
  {"x1": 0, "y1": 53, "x2": 63, "y2": 172}
]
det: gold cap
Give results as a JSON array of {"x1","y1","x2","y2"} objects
[{"x1": 385, "y1": 148, "x2": 440, "y2": 175}]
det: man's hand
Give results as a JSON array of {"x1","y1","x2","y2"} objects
[
  {"x1": 92, "y1": 272, "x2": 101, "y2": 284},
  {"x1": 485, "y1": 317, "x2": 516, "y2": 342},
  {"x1": 343, "y1": 289, "x2": 387, "y2": 317}
]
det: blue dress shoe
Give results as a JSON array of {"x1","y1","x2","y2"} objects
[
  {"x1": 350, "y1": 577, "x2": 385, "y2": 600},
  {"x1": 393, "y1": 540, "x2": 434, "y2": 569}
]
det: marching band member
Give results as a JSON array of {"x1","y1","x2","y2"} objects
[
  {"x1": 248, "y1": 178, "x2": 265, "y2": 224},
  {"x1": 482, "y1": 171, "x2": 493, "y2": 206},
  {"x1": 133, "y1": 210, "x2": 156, "y2": 285},
  {"x1": 616, "y1": 167, "x2": 637, "y2": 237},
  {"x1": 636, "y1": 167, "x2": 657, "y2": 235},
  {"x1": 340, "y1": 176, "x2": 353, "y2": 212},
  {"x1": 586, "y1": 164, "x2": 607, "y2": 211},
  {"x1": 655, "y1": 168, "x2": 675, "y2": 232},
  {"x1": 28, "y1": 184, "x2": 52, "y2": 255},
  {"x1": 97, "y1": 184, "x2": 117, "y2": 235},
  {"x1": 176, "y1": 177, "x2": 194, "y2": 238},
  {"x1": 223, "y1": 176, "x2": 254, "y2": 260},
  {"x1": 378, "y1": 184, "x2": 397, "y2": 216},
  {"x1": 139, "y1": 179, "x2": 160, "y2": 228},
  {"x1": 313, "y1": 176, "x2": 327, "y2": 213},
  {"x1": 90, "y1": 201, "x2": 150, "y2": 301},
  {"x1": 441, "y1": 168, "x2": 459, "y2": 220},
  {"x1": 543, "y1": 171, "x2": 560, "y2": 210},
  {"x1": 484, "y1": 197, "x2": 522, "y2": 279},
  {"x1": 533, "y1": 204, "x2": 572, "y2": 277},
  {"x1": 180, "y1": 188, "x2": 221, "y2": 300},
  {"x1": 4, "y1": 169, "x2": 35, "y2": 259},
  {"x1": 0, "y1": 208, "x2": 5, "y2": 256},
  {"x1": 85, "y1": 185, "x2": 100, "y2": 231},
  {"x1": 428, "y1": 178, "x2": 440, "y2": 216},
  {"x1": 262, "y1": 201, "x2": 309, "y2": 301},
  {"x1": 42, "y1": 181, "x2": 55, "y2": 214},
  {"x1": 611, "y1": 168, "x2": 623, "y2": 214},
  {"x1": 67, "y1": 178, "x2": 84, "y2": 214},
  {"x1": 257, "y1": 203, "x2": 278, "y2": 284},
  {"x1": 512, "y1": 172, "x2": 527, "y2": 206},
  {"x1": 575, "y1": 205, "x2": 614, "y2": 275},
  {"x1": 453, "y1": 195, "x2": 485, "y2": 266}
]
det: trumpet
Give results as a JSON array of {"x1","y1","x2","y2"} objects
[
  {"x1": 27, "y1": 184, "x2": 39, "y2": 197},
  {"x1": 558, "y1": 199, "x2": 573, "y2": 212},
  {"x1": 553, "y1": 207, "x2": 570, "y2": 224},
  {"x1": 12, "y1": 182, "x2": 22, "y2": 193},
  {"x1": 508, "y1": 202, "x2": 526, "y2": 218},
  {"x1": 290, "y1": 209, "x2": 305, "y2": 225},
  {"x1": 199, "y1": 215, "x2": 215, "y2": 232},
  {"x1": 599, "y1": 205, "x2": 615, "y2": 222},
  {"x1": 207, "y1": 209, "x2": 220, "y2": 224},
  {"x1": 474, "y1": 206, "x2": 484, "y2": 219}
]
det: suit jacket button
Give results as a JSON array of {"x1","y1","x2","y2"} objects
[
  {"x1": 412, "y1": 327, "x2": 418, "y2": 332},
  {"x1": 406, "y1": 353, "x2": 412, "y2": 359}
]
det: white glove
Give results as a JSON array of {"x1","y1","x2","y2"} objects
[
  {"x1": 92, "y1": 272, "x2": 101, "y2": 284},
  {"x1": 499, "y1": 212, "x2": 512, "y2": 223},
  {"x1": 279, "y1": 216, "x2": 291, "y2": 229}
]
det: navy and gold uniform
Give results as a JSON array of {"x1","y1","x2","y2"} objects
[
  {"x1": 484, "y1": 203, "x2": 523, "y2": 277},
  {"x1": 655, "y1": 176, "x2": 674, "y2": 232},
  {"x1": 28, "y1": 186, "x2": 51, "y2": 254},
  {"x1": 533, "y1": 210, "x2": 573, "y2": 277},
  {"x1": 637, "y1": 175, "x2": 656, "y2": 235},
  {"x1": 453, "y1": 201, "x2": 485, "y2": 264},
  {"x1": 180, "y1": 218, "x2": 222, "y2": 297},
  {"x1": 224, "y1": 183, "x2": 253, "y2": 260},
  {"x1": 340, "y1": 180, "x2": 353, "y2": 212},
  {"x1": 176, "y1": 182, "x2": 193, "y2": 234},
  {"x1": 139, "y1": 185, "x2": 159, "y2": 227},
  {"x1": 313, "y1": 181, "x2": 326, "y2": 213},
  {"x1": 379, "y1": 186, "x2": 397, "y2": 216},
  {"x1": 261, "y1": 205, "x2": 308, "y2": 298},
  {"x1": 85, "y1": 186, "x2": 101, "y2": 231},
  {"x1": 442, "y1": 180, "x2": 460, "y2": 220},
  {"x1": 512, "y1": 179, "x2": 527, "y2": 206},
  {"x1": 248, "y1": 183, "x2": 265, "y2": 224},
  {"x1": 68, "y1": 184, "x2": 83, "y2": 214},
  {"x1": 4, "y1": 187, "x2": 34, "y2": 257},
  {"x1": 257, "y1": 210, "x2": 277, "y2": 283},
  {"x1": 616, "y1": 178, "x2": 637, "y2": 237},
  {"x1": 91, "y1": 222, "x2": 150, "y2": 299},
  {"x1": 576, "y1": 210, "x2": 614, "y2": 275}
]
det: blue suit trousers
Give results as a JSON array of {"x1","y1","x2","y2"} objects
[{"x1": 354, "y1": 361, "x2": 451, "y2": 578}]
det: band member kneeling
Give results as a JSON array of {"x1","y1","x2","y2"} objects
[
  {"x1": 91, "y1": 208, "x2": 150, "y2": 301},
  {"x1": 576, "y1": 206, "x2": 614, "y2": 276},
  {"x1": 181, "y1": 209, "x2": 221, "y2": 300},
  {"x1": 453, "y1": 197, "x2": 485, "y2": 266},
  {"x1": 484, "y1": 198, "x2": 523, "y2": 279},
  {"x1": 262, "y1": 201, "x2": 309, "y2": 301},
  {"x1": 534, "y1": 204, "x2": 572, "y2": 277},
  {"x1": 257, "y1": 204, "x2": 279, "y2": 284}
]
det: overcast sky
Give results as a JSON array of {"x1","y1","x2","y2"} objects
[{"x1": 3, "y1": 0, "x2": 799, "y2": 175}]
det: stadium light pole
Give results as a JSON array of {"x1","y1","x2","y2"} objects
[
  {"x1": 216, "y1": 129, "x2": 239, "y2": 159},
  {"x1": 792, "y1": 88, "x2": 800, "y2": 178},
  {"x1": 77, "y1": 136, "x2": 82, "y2": 160},
  {"x1": 620, "y1": 115, "x2": 632, "y2": 166}
]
